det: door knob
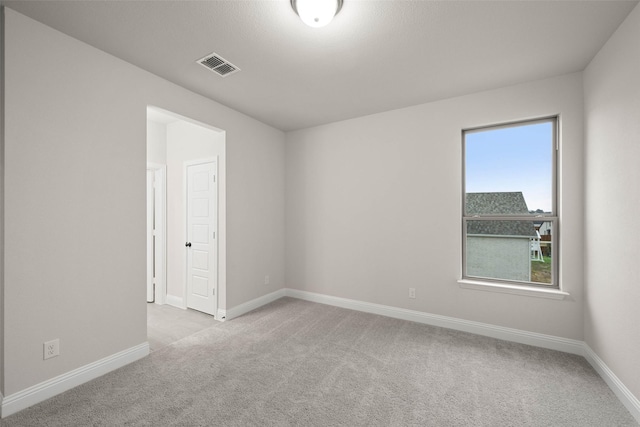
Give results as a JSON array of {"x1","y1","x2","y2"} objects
[{"x1": 185, "y1": 242, "x2": 192, "y2": 247}]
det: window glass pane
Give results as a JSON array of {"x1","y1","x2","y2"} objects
[
  {"x1": 466, "y1": 220, "x2": 553, "y2": 285},
  {"x1": 465, "y1": 121, "x2": 553, "y2": 215}
]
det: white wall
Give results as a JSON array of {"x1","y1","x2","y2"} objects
[
  {"x1": 2, "y1": 8, "x2": 285, "y2": 396},
  {"x1": 165, "y1": 120, "x2": 225, "y2": 305},
  {"x1": 584, "y1": 3, "x2": 640, "y2": 402},
  {"x1": 0, "y1": 7, "x2": 5, "y2": 395},
  {"x1": 286, "y1": 73, "x2": 585, "y2": 340},
  {"x1": 146, "y1": 120, "x2": 167, "y2": 165}
]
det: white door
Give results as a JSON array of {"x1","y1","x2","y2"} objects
[
  {"x1": 146, "y1": 170, "x2": 155, "y2": 302},
  {"x1": 186, "y1": 161, "x2": 218, "y2": 316}
]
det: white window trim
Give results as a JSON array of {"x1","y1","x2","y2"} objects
[
  {"x1": 462, "y1": 116, "x2": 559, "y2": 290},
  {"x1": 458, "y1": 279, "x2": 569, "y2": 300}
]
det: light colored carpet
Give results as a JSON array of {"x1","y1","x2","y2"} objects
[
  {"x1": 147, "y1": 303, "x2": 220, "y2": 352},
  {"x1": 2, "y1": 297, "x2": 637, "y2": 426}
]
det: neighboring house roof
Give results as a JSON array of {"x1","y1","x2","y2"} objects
[{"x1": 466, "y1": 192, "x2": 537, "y2": 237}]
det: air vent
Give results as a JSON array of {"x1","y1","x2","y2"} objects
[{"x1": 197, "y1": 52, "x2": 240, "y2": 78}]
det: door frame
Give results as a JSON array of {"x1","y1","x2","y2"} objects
[
  {"x1": 183, "y1": 157, "x2": 219, "y2": 317},
  {"x1": 147, "y1": 162, "x2": 167, "y2": 305}
]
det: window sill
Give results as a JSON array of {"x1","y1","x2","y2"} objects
[{"x1": 458, "y1": 279, "x2": 569, "y2": 300}]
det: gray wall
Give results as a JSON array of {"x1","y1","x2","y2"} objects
[
  {"x1": 584, "y1": 2, "x2": 640, "y2": 403},
  {"x1": 286, "y1": 73, "x2": 585, "y2": 340},
  {"x1": 2, "y1": 8, "x2": 285, "y2": 396}
]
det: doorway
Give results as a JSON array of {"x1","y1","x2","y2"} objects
[{"x1": 146, "y1": 106, "x2": 226, "y2": 324}]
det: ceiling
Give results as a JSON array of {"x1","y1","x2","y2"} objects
[{"x1": 3, "y1": 0, "x2": 638, "y2": 132}]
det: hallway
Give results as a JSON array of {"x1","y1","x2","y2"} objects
[{"x1": 147, "y1": 303, "x2": 220, "y2": 352}]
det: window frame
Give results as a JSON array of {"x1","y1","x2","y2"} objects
[{"x1": 461, "y1": 116, "x2": 559, "y2": 289}]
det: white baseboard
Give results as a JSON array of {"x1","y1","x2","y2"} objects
[
  {"x1": 1, "y1": 342, "x2": 149, "y2": 418},
  {"x1": 583, "y1": 344, "x2": 640, "y2": 424},
  {"x1": 284, "y1": 288, "x2": 584, "y2": 355},
  {"x1": 165, "y1": 294, "x2": 185, "y2": 309},
  {"x1": 225, "y1": 289, "x2": 286, "y2": 321},
  {"x1": 223, "y1": 287, "x2": 583, "y2": 355}
]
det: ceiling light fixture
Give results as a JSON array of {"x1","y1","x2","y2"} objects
[{"x1": 291, "y1": 0, "x2": 343, "y2": 28}]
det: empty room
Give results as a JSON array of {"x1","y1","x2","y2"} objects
[{"x1": 0, "y1": 0, "x2": 639, "y2": 425}]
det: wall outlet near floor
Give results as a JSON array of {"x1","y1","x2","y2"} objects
[
  {"x1": 44, "y1": 339, "x2": 60, "y2": 360},
  {"x1": 409, "y1": 288, "x2": 416, "y2": 299},
  {"x1": 264, "y1": 275, "x2": 270, "y2": 285}
]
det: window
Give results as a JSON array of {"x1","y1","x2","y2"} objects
[{"x1": 462, "y1": 117, "x2": 557, "y2": 288}]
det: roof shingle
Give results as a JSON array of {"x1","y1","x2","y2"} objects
[{"x1": 466, "y1": 192, "x2": 537, "y2": 237}]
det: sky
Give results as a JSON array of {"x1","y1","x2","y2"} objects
[{"x1": 465, "y1": 121, "x2": 553, "y2": 213}]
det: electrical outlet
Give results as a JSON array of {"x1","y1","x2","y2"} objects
[
  {"x1": 409, "y1": 288, "x2": 416, "y2": 299},
  {"x1": 44, "y1": 339, "x2": 60, "y2": 360},
  {"x1": 264, "y1": 275, "x2": 270, "y2": 285}
]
